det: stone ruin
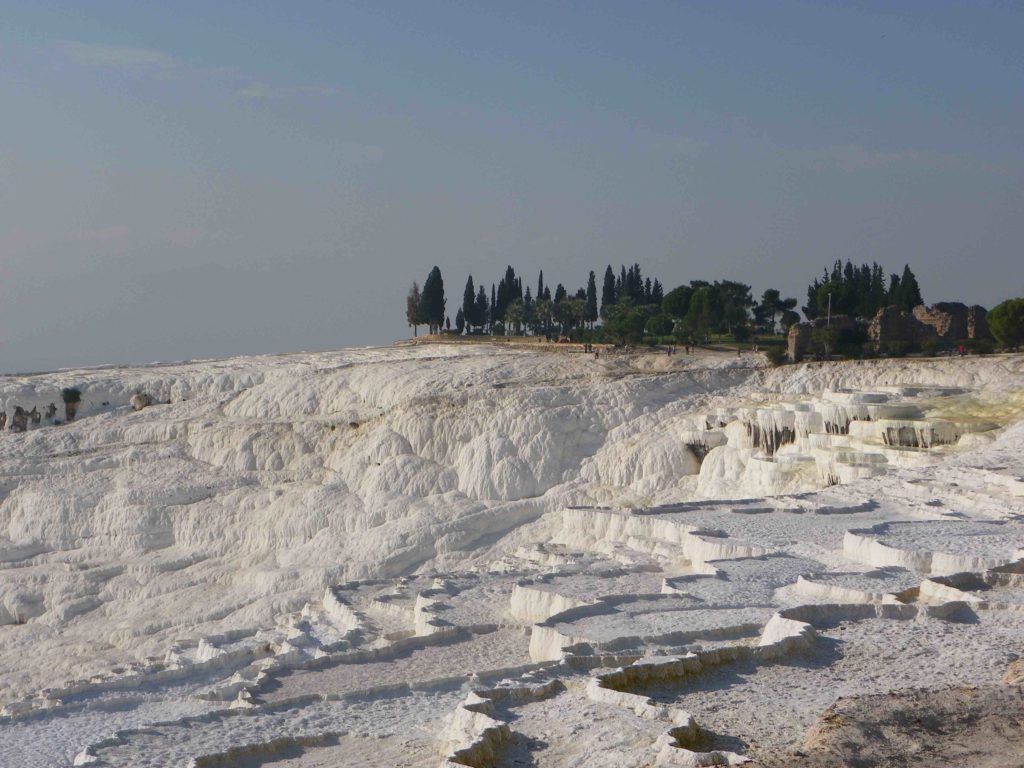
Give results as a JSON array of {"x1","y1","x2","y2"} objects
[
  {"x1": 789, "y1": 302, "x2": 992, "y2": 360},
  {"x1": 912, "y1": 302, "x2": 990, "y2": 341},
  {"x1": 871, "y1": 302, "x2": 991, "y2": 349},
  {"x1": 868, "y1": 306, "x2": 937, "y2": 348},
  {"x1": 787, "y1": 314, "x2": 855, "y2": 362}
]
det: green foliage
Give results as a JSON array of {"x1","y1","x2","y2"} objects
[
  {"x1": 988, "y1": 298, "x2": 1024, "y2": 351},
  {"x1": 884, "y1": 341, "x2": 911, "y2": 358},
  {"x1": 732, "y1": 325, "x2": 751, "y2": 343},
  {"x1": 461, "y1": 276, "x2": 475, "y2": 327},
  {"x1": 454, "y1": 308, "x2": 466, "y2": 334},
  {"x1": 811, "y1": 326, "x2": 838, "y2": 357},
  {"x1": 600, "y1": 266, "x2": 616, "y2": 318},
  {"x1": 661, "y1": 285, "x2": 692, "y2": 320},
  {"x1": 602, "y1": 299, "x2": 650, "y2": 344},
  {"x1": 780, "y1": 309, "x2": 801, "y2": 331},
  {"x1": 585, "y1": 271, "x2": 599, "y2": 325},
  {"x1": 473, "y1": 285, "x2": 489, "y2": 330},
  {"x1": 405, "y1": 282, "x2": 424, "y2": 333},
  {"x1": 645, "y1": 313, "x2": 674, "y2": 336},
  {"x1": 893, "y1": 264, "x2": 923, "y2": 310},
  {"x1": 765, "y1": 347, "x2": 788, "y2": 366},
  {"x1": 552, "y1": 298, "x2": 586, "y2": 334},
  {"x1": 754, "y1": 288, "x2": 798, "y2": 333},
  {"x1": 420, "y1": 266, "x2": 446, "y2": 333},
  {"x1": 803, "y1": 261, "x2": 910, "y2": 320},
  {"x1": 61, "y1": 387, "x2": 81, "y2": 404},
  {"x1": 683, "y1": 286, "x2": 717, "y2": 337},
  {"x1": 503, "y1": 299, "x2": 525, "y2": 334},
  {"x1": 964, "y1": 338, "x2": 995, "y2": 355}
]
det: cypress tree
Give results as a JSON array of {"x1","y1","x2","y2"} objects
[
  {"x1": 462, "y1": 276, "x2": 475, "y2": 327},
  {"x1": 495, "y1": 278, "x2": 507, "y2": 321},
  {"x1": 870, "y1": 263, "x2": 886, "y2": 313},
  {"x1": 601, "y1": 265, "x2": 616, "y2": 318},
  {"x1": 651, "y1": 279, "x2": 664, "y2": 305},
  {"x1": 554, "y1": 283, "x2": 567, "y2": 303},
  {"x1": 888, "y1": 273, "x2": 901, "y2": 305},
  {"x1": 899, "y1": 265, "x2": 922, "y2": 309},
  {"x1": 585, "y1": 271, "x2": 598, "y2": 326},
  {"x1": 537, "y1": 271, "x2": 545, "y2": 302},
  {"x1": 420, "y1": 267, "x2": 446, "y2": 334},
  {"x1": 490, "y1": 284, "x2": 497, "y2": 330},
  {"x1": 474, "y1": 285, "x2": 488, "y2": 330},
  {"x1": 406, "y1": 282, "x2": 423, "y2": 336}
]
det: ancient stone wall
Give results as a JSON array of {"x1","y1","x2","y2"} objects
[
  {"x1": 868, "y1": 306, "x2": 937, "y2": 348},
  {"x1": 911, "y1": 302, "x2": 990, "y2": 341}
]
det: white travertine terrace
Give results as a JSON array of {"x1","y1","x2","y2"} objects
[{"x1": 0, "y1": 346, "x2": 1023, "y2": 766}]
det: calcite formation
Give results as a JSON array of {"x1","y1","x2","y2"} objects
[{"x1": 0, "y1": 346, "x2": 1023, "y2": 767}]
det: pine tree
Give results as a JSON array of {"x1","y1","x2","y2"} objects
[
  {"x1": 585, "y1": 271, "x2": 599, "y2": 327},
  {"x1": 554, "y1": 283, "x2": 567, "y2": 303}
]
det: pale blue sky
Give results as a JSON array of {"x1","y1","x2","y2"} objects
[{"x1": 2, "y1": 1, "x2": 1022, "y2": 371}]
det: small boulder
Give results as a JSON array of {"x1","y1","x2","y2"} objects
[{"x1": 130, "y1": 393, "x2": 154, "y2": 412}]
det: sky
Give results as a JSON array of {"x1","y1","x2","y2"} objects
[{"x1": 1, "y1": 1, "x2": 1022, "y2": 372}]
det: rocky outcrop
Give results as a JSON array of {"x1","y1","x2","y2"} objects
[{"x1": 912, "y1": 302, "x2": 991, "y2": 341}]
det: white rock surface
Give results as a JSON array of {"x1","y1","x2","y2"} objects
[{"x1": 1, "y1": 346, "x2": 1023, "y2": 767}]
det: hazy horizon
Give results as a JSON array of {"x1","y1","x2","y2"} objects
[{"x1": 2, "y1": 1, "x2": 1023, "y2": 373}]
